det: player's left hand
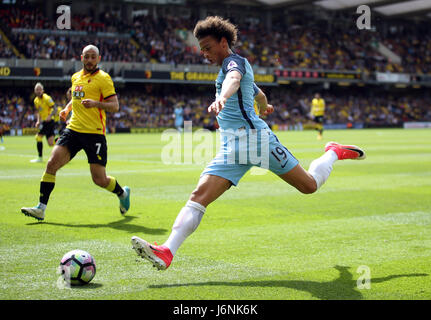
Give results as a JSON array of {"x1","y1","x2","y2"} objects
[
  {"x1": 208, "y1": 97, "x2": 226, "y2": 116},
  {"x1": 262, "y1": 104, "x2": 274, "y2": 116},
  {"x1": 81, "y1": 99, "x2": 99, "y2": 109}
]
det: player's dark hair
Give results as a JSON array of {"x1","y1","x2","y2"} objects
[{"x1": 193, "y1": 16, "x2": 238, "y2": 48}]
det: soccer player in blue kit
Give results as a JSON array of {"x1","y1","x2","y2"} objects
[
  {"x1": 173, "y1": 104, "x2": 184, "y2": 132},
  {"x1": 131, "y1": 16, "x2": 366, "y2": 270}
]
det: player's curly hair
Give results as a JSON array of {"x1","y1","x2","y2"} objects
[{"x1": 193, "y1": 16, "x2": 238, "y2": 48}]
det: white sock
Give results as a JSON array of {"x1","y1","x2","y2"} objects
[
  {"x1": 308, "y1": 150, "x2": 338, "y2": 190},
  {"x1": 163, "y1": 200, "x2": 205, "y2": 255},
  {"x1": 37, "y1": 202, "x2": 47, "y2": 211}
]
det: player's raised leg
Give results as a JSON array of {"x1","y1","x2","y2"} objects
[
  {"x1": 279, "y1": 142, "x2": 365, "y2": 193},
  {"x1": 132, "y1": 174, "x2": 231, "y2": 270},
  {"x1": 21, "y1": 145, "x2": 71, "y2": 220}
]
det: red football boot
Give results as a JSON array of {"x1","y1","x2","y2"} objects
[
  {"x1": 131, "y1": 236, "x2": 173, "y2": 270},
  {"x1": 325, "y1": 142, "x2": 366, "y2": 160}
]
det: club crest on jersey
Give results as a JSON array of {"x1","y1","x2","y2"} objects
[
  {"x1": 73, "y1": 85, "x2": 85, "y2": 99},
  {"x1": 227, "y1": 60, "x2": 238, "y2": 70}
]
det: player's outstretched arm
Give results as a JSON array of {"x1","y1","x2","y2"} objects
[{"x1": 208, "y1": 70, "x2": 242, "y2": 115}]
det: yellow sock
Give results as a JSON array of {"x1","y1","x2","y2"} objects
[
  {"x1": 41, "y1": 172, "x2": 56, "y2": 183},
  {"x1": 105, "y1": 176, "x2": 116, "y2": 192}
]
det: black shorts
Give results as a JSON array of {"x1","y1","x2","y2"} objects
[
  {"x1": 56, "y1": 121, "x2": 67, "y2": 135},
  {"x1": 56, "y1": 128, "x2": 108, "y2": 166},
  {"x1": 313, "y1": 116, "x2": 324, "y2": 124},
  {"x1": 38, "y1": 120, "x2": 56, "y2": 138}
]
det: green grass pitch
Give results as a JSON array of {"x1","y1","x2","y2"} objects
[{"x1": 0, "y1": 128, "x2": 430, "y2": 300}]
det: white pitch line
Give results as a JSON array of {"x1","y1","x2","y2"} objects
[
  {"x1": 0, "y1": 152, "x2": 162, "y2": 160},
  {"x1": 0, "y1": 152, "x2": 211, "y2": 164},
  {"x1": 0, "y1": 167, "x2": 202, "y2": 180}
]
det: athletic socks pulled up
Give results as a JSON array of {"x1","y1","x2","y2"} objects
[
  {"x1": 308, "y1": 150, "x2": 338, "y2": 190},
  {"x1": 163, "y1": 200, "x2": 206, "y2": 255}
]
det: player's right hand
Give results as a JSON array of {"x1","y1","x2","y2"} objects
[{"x1": 35, "y1": 121, "x2": 40, "y2": 128}]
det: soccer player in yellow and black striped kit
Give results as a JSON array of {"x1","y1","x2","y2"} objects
[
  {"x1": 31, "y1": 83, "x2": 57, "y2": 162},
  {"x1": 21, "y1": 45, "x2": 130, "y2": 220},
  {"x1": 310, "y1": 93, "x2": 325, "y2": 140}
]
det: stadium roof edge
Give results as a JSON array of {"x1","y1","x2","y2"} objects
[{"x1": 197, "y1": 0, "x2": 431, "y2": 17}]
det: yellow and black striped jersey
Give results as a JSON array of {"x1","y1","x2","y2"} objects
[
  {"x1": 67, "y1": 68, "x2": 116, "y2": 135},
  {"x1": 311, "y1": 98, "x2": 325, "y2": 117},
  {"x1": 34, "y1": 93, "x2": 55, "y2": 121},
  {"x1": 53, "y1": 106, "x2": 63, "y2": 122}
]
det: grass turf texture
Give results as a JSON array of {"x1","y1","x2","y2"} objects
[{"x1": 0, "y1": 128, "x2": 430, "y2": 300}]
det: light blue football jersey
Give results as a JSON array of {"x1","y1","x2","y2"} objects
[{"x1": 215, "y1": 53, "x2": 269, "y2": 130}]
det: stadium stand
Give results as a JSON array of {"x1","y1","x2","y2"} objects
[
  {"x1": 1, "y1": 5, "x2": 430, "y2": 74},
  {"x1": 1, "y1": 84, "x2": 430, "y2": 134}
]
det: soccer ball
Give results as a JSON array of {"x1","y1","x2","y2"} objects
[{"x1": 59, "y1": 249, "x2": 96, "y2": 286}]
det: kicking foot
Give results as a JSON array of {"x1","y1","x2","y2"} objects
[{"x1": 131, "y1": 236, "x2": 173, "y2": 270}]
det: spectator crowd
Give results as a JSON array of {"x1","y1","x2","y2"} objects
[
  {"x1": 1, "y1": 85, "x2": 430, "y2": 134},
  {"x1": 1, "y1": 5, "x2": 431, "y2": 74}
]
